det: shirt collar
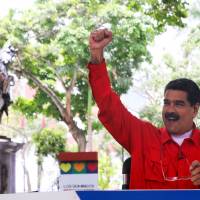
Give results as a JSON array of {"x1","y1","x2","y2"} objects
[
  {"x1": 191, "y1": 128, "x2": 200, "y2": 146},
  {"x1": 161, "y1": 124, "x2": 200, "y2": 146},
  {"x1": 160, "y1": 127, "x2": 172, "y2": 144}
]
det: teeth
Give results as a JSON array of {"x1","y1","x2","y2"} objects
[
  {"x1": 165, "y1": 113, "x2": 179, "y2": 121},
  {"x1": 167, "y1": 118, "x2": 176, "y2": 121}
]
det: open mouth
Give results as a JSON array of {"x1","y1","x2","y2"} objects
[{"x1": 165, "y1": 113, "x2": 180, "y2": 121}]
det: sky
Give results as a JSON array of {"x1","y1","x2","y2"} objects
[{"x1": 0, "y1": 0, "x2": 34, "y2": 17}]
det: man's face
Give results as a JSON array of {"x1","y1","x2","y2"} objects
[{"x1": 162, "y1": 89, "x2": 199, "y2": 135}]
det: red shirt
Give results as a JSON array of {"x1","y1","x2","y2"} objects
[{"x1": 88, "y1": 61, "x2": 200, "y2": 189}]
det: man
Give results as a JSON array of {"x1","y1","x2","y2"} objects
[{"x1": 87, "y1": 28, "x2": 200, "y2": 189}]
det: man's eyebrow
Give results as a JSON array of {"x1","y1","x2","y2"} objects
[
  {"x1": 163, "y1": 99, "x2": 169, "y2": 102},
  {"x1": 175, "y1": 100, "x2": 185, "y2": 104},
  {"x1": 163, "y1": 99, "x2": 186, "y2": 103}
]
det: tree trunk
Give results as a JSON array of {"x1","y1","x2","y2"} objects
[
  {"x1": 37, "y1": 156, "x2": 43, "y2": 192},
  {"x1": 21, "y1": 143, "x2": 32, "y2": 192},
  {"x1": 15, "y1": 68, "x2": 87, "y2": 152},
  {"x1": 63, "y1": 114, "x2": 86, "y2": 152},
  {"x1": 87, "y1": 88, "x2": 93, "y2": 151}
]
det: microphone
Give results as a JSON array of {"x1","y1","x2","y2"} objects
[{"x1": 122, "y1": 157, "x2": 131, "y2": 189}]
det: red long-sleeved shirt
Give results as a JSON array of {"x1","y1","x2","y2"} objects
[{"x1": 88, "y1": 60, "x2": 200, "y2": 189}]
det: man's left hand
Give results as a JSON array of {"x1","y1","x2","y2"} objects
[{"x1": 190, "y1": 160, "x2": 200, "y2": 186}]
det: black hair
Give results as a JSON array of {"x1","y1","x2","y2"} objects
[{"x1": 164, "y1": 78, "x2": 200, "y2": 106}]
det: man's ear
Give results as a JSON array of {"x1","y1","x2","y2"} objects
[{"x1": 193, "y1": 103, "x2": 200, "y2": 116}]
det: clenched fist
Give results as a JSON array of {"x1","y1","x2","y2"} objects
[{"x1": 89, "y1": 29, "x2": 112, "y2": 64}]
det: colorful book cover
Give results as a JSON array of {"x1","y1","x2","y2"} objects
[{"x1": 57, "y1": 152, "x2": 98, "y2": 190}]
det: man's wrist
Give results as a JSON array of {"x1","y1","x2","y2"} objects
[
  {"x1": 90, "y1": 57, "x2": 104, "y2": 64},
  {"x1": 89, "y1": 48, "x2": 104, "y2": 64}
]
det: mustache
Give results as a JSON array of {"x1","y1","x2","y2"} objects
[{"x1": 164, "y1": 112, "x2": 180, "y2": 121}]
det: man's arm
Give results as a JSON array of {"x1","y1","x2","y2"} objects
[
  {"x1": 88, "y1": 28, "x2": 113, "y2": 107},
  {"x1": 87, "y1": 29, "x2": 154, "y2": 154},
  {"x1": 88, "y1": 29, "x2": 133, "y2": 152}
]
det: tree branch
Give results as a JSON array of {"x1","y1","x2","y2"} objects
[{"x1": 14, "y1": 55, "x2": 66, "y2": 117}]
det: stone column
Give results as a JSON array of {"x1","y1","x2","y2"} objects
[{"x1": 0, "y1": 136, "x2": 23, "y2": 193}]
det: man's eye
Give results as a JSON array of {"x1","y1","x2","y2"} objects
[
  {"x1": 164, "y1": 101, "x2": 170, "y2": 105},
  {"x1": 175, "y1": 102, "x2": 185, "y2": 107}
]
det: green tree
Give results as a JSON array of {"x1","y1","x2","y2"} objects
[
  {"x1": 0, "y1": 110, "x2": 54, "y2": 192},
  {"x1": 0, "y1": 0, "x2": 188, "y2": 151},
  {"x1": 32, "y1": 127, "x2": 66, "y2": 191},
  {"x1": 139, "y1": 0, "x2": 200, "y2": 126},
  {"x1": 95, "y1": 129, "x2": 123, "y2": 189},
  {"x1": 98, "y1": 151, "x2": 114, "y2": 189}
]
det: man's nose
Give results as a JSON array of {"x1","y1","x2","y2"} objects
[{"x1": 165, "y1": 103, "x2": 176, "y2": 112}]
